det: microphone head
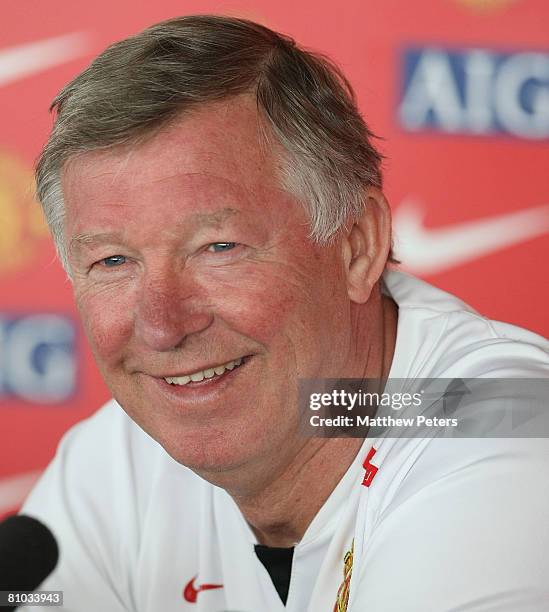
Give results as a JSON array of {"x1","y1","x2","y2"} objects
[{"x1": 0, "y1": 515, "x2": 59, "y2": 591}]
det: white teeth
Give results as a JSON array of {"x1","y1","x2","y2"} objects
[
  {"x1": 164, "y1": 358, "x2": 244, "y2": 386},
  {"x1": 165, "y1": 375, "x2": 190, "y2": 385}
]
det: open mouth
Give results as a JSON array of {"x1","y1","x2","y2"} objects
[{"x1": 162, "y1": 356, "x2": 250, "y2": 388}]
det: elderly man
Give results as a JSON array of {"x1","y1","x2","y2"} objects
[{"x1": 21, "y1": 15, "x2": 548, "y2": 612}]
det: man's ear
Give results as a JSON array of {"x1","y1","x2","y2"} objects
[{"x1": 342, "y1": 187, "x2": 392, "y2": 304}]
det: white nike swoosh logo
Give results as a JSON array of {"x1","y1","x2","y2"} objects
[
  {"x1": 393, "y1": 199, "x2": 549, "y2": 275},
  {"x1": 0, "y1": 470, "x2": 42, "y2": 515},
  {"x1": 0, "y1": 33, "x2": 90, "y2": 88}
]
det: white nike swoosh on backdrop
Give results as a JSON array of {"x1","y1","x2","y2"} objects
[
  {"x1": 0, "y1": 470, "x2": 42, "y2": 515},
  {"x1": 393, "y1": 200, "x2": 549, "y2": 275},
  {"x1": 0, "y1": 33, "x2": 90, "y2": 88}
]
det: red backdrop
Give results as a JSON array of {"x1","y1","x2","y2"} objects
[{"x1": 1, "y1": 0, "x2": 548, "y2": 517}]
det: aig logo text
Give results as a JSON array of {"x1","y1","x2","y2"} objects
[
  {"x1": 399, "y1": 47, "x2": 549, "y2": 139},
  {"x1": 0, "y1": 314, "x2": 76, "y2": 403}
]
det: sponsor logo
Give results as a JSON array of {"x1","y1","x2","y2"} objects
[
  {"x1": 0, "y1": 153, "x2": 49, "y2": 276},
  {"x1": 399, "y1": 47, "x2": 549, "y2": 139},
  {"x1": 0, "y1": 314, "x2": 76, "y2": 403},
  {"x1": 183, "y1": 576, "x2": 223, "y2": 603},
  {"x1": 393, "y1": 200, "x2": 549, "y2": 274}
]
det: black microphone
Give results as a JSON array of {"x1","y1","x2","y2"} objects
[{"x1": 0, "y1": 515, "x2": 59, "y2": 611}]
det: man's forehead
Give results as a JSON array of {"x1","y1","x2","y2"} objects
[
  {"x1": 62, "y1": 96, "x2": 273, "y2": 187},
  {"x1": 59, "y1": 96, "x2": 305, "y2": 246}
]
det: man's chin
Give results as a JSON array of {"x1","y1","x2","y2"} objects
[{"x1": 159, "y1": 429, "x2": 258, "y2": 476}]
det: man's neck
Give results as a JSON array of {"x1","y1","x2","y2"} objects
[{"x1": 232, "y1": 436, "x2": 365, "y2": 547}]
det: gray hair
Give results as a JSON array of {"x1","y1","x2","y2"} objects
[{"x1": 35, "y1": 14, "x2": 385, "y2": 272}]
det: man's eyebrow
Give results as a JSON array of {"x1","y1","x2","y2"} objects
[
  {"x1": 68, "y1": 232, "x2": 125, "y2": 256},
  {"x1": 68, "y1": 208, "x2": 241, "y2": 254},
  {"x1": 192, "y1": 207, "x2": 240, "y2": 227}
]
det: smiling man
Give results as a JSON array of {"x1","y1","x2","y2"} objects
[
  {"x1": 61, "y1": 97, "x2": 395, "y2": 496},
  {"x1": 21, "y1": 15, "x2": 549, "y2": 612}
]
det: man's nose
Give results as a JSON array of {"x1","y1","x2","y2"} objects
[{"x1": 134, "y1": 273, "x2": 213, "y2": 351}]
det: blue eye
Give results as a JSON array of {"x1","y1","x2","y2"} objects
[
  {"x1": 101, "y1": 255, "x2": 126, "y2": 267},
  {"x1": 207, "y1": 242, "x2": 237, "y2": 253}
]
